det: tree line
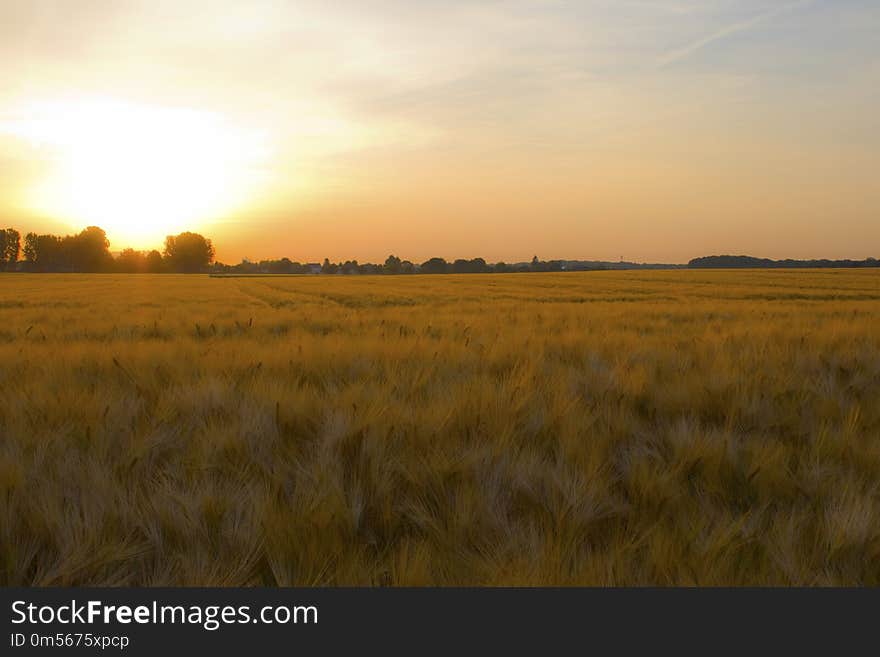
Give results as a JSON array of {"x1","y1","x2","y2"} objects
[
  {"x1": 208, "y1": 254, "x2": 636, "y2": 275},
  {"x1": 0, "y1": 226, "x2": 215, "y2": 273},
  {"x1": 4, "y1": 224, "x2": 876, "y2": 274},
  {"x1": 2, "y1": 224, "x2": 590, "y2": 275},
  {"x1": 210, "y1": 255, "x2": 575, "y2": 275},
  {"x1": 688, "y1": 255, "x2": 880, "y2": 269}
]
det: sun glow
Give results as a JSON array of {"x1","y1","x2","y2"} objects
[{"x1": 8, "y1": 98, "x2": 271, "y2": 248}]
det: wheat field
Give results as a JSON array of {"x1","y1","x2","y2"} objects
[{"x1": 1, "y1": 270, "x2": 879, "y2": 585}]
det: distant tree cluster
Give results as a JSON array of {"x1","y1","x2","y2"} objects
[
  {"x1": 688, "y1": 255, "x2": 880, "y2": 269},
  {"x1": 210, "y1": 255, "x2": 590, "y2": 275},
  {"x1": 22, "y1": 226, "x2": 114, "y2": 272},
  {"x1": 114, "y1": 248, "x2": 165, "y2": 273},
  {"x1": 211, "y1": 258, "x2": 315, "y2": 275},
  {"x1": 1, "y1": 226, "x2": 215, "y2": 273}
]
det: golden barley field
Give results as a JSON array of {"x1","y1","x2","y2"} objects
[{"x1": 1, "y1": 270, "x2": 879, "y2": 585}]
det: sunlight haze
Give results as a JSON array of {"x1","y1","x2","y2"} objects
[{"x1": 1, "y1": 0, "x2": 878, "y2": 262}]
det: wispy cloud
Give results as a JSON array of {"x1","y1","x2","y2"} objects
[{"x1": 656, "y1": 0, "x2": 814, "y2": 68}]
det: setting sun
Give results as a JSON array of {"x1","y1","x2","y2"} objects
[{"x1": 10, "y1": 98, "x2": 270, "y2": 248}]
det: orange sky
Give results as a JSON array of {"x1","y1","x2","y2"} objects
[{"x1": 1, "y1": 1, "x2": 878, "y2": 263}]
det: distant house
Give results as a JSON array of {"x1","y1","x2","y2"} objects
[{"x1": 305, "y1": 263, "x2": 322, "y2": 275}]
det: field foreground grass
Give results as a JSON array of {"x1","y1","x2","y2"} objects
[{"x1": 1, "y1": 270, "x2": 879, "y2": 585}]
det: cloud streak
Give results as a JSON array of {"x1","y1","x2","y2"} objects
[{"x1": 656, "y1": 0, "x2": 814, "y2": 68}]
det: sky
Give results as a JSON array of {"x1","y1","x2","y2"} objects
[{"x1": 1, "y1": 0, "x2": 878, "y2": 263}]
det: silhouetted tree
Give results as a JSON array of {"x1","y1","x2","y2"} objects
[
  {"x1": 22, "y1": 232, "x2": 64, "y2": 271},
  {"x1": 321, "y1": 258, "x2": 338, "y2": 274},
  {"x1": 23, "y1": 232, "x2": 43, "y2": 270},
  {"x1": 164, "y1": 232, "x2": 215, "y2": 273},
  {"x1": 145, "y1": 250, "x2": 164, "y2": 273},
  {"x1": 115, "y1": 248, "x2": 164, "y2": 273},
  {"x1": 452, "y1": 257, "x2": 488, "y2": 273},
  {"x1": 68, "y1": 226, "x2": 113, "y2": 272},
  {"x1": 116, "y1": 248, "x2": 144, "y2": 273},
  {"x1": 384, "y1": 255, "x2": 402, "y2": 274},
  {"x1": 420, "y1": 257, "x2": 448, "y2": 274},
  {"x1": 0, "y1": 228, "x2": 20, "y2": 271},
  {"x1": 273, "y1": 257, "x2": 293, "y2": 274},
  {"x1": 23, "y1": 232, "x2": 38, "y2": 266}
]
